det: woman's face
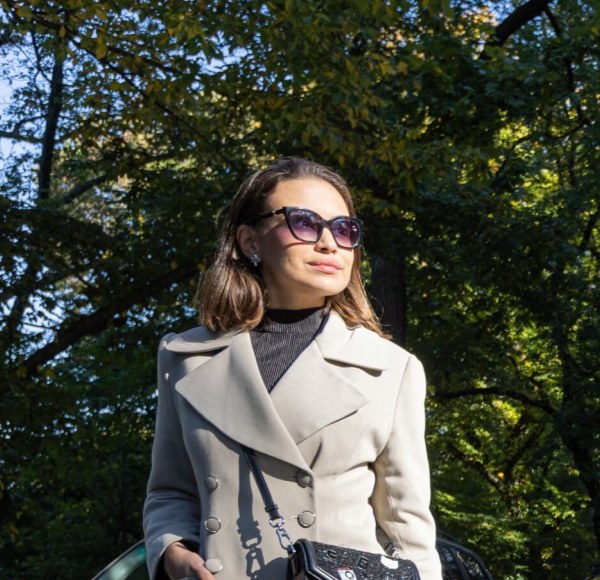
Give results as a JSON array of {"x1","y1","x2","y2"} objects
[{"x1": 237, "y1": 178, "x2": 355, "y2": 310}]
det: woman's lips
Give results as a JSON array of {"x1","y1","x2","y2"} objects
[{"x1": 308, "y1": 260, "x2": 342, "y2": 274}]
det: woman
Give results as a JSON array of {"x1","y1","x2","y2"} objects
[{"x1": 143, "y1": 157, "x2": 443, "y2": 580}]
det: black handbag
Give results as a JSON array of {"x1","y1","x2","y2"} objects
[{"x1": 243, "y1": 447, "x2": 421, "y2": 580}]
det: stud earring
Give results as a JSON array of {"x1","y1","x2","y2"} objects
[{"x1": 249, "y1": 253, "x2": 261, "y2": 267}]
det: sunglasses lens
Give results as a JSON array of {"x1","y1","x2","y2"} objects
[
  {"x1": 331, "y1": 218, "x2": 361, "y2": 248},
  {"x1": 286, "y1": 208, "x2": 362, "y2": 248},
  {"x1": 288, "y1": 210, "x2": 321, "y2": 242}
]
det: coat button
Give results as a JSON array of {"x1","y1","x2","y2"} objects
[
  {"x1": 204, "y1": 558, "x2": 223, "y2": 573},
  {"x1": 205, "y1": 475, "x2": 219, "y2": 492},
  {"x1": 204, "y1": 517, "x2": 221, "y2": 534},
  {"x1": 297, "y1": 510, "x2": 316, "y2": 528},
  {"x1": 296, "y1": 470, "x2": 312, "y2": 488}
]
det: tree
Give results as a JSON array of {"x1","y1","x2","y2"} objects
[{"x1": 1, "y1": 0, "x2": 598, "y2": 577}]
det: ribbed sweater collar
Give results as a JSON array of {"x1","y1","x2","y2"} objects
[{"x1": 255, "y1": 307, "x2": 325, "y2": 334}]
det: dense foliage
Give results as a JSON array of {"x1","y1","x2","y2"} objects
[{"x1": 1, "y1": 0, "x2": 598, "y2": 578}]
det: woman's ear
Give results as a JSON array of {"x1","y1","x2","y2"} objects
[{"x1": 236, "y1": 224, "x2": 258, "y2": 260}]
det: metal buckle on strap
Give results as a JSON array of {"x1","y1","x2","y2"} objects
[{"x1": 269, "y1": 517, "x2": 296, "y2": 554}]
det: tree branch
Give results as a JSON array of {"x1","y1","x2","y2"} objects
[
  {"x1": 7, "y1": 40, "x2": 65, "y2": 334},
  {"x1": 62, "y1": 175, "x2": 109, "y2": 203},
  {"x1": 2, "y1": 0, "x2": 241, "y2": 172},
  {"x1": 495, "y1": 0, "x2": 554, "y2": 47},
  {"x1": 447, "y1": 441, "x2": 505, "y2": 495},
  {"x1": 2, "y1": 0, "x2": 184, "y2": 77},
  {"x1": 12, "y1": 263, "x2": 200, "y2": 386},
  {"x1": 504, "y1": 420, "x2": 547, "y2": 481},
  {"x1": 543, "y1": 6, "x2": 589, "y2": 128},
  {"x1": 433, "y1": 385, "x2": 555, "y2": 414},
  {"x1": 0, "y1": 130, "x2": 43, "y2": 144},
  {"x1": 37, "y1": 41, "x2": 65, "y2": 199},
  {"x1": 0, "y1": 23, "x2": 13, "y2": 46},
  {"x1": 62, "y1": 150, "x2": 189, "y2": 203},
  {"x1": 579, "y1": 205, "x2": 599, "y2": 253}
]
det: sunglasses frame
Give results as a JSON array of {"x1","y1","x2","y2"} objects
[{"x1": 248, "y1": 206, "x2": 363, "y2": 249}]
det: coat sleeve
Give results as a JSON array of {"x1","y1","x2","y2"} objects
[
  {"x1": 143, "y1": 336, "x2": 201, "y2": 580},
  {"x1": 371, "y1": 354, "x2": 443, "y2": 580}
]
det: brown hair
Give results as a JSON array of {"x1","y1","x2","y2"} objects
[{"x1": 197, "y1": 157, "x2": 384, "y2": 335}]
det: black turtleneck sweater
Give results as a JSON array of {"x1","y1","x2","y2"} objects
[{"x1": 250, "y1": 307, "x2": 326, "y2": 392}]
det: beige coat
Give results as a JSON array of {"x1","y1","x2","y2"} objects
[{"x1": 143, "y1": 312, "x2": 442, "y2": 580}]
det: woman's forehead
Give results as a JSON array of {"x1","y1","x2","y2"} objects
[{"x1": 264, "y1": 178, "x2": 350, "y2": 216}]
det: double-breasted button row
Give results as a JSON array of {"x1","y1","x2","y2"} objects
[
  {"x1": 204, "y1": 558, "x2": 223, "y2": 574},
  {"x1": 203, "y1": 475, "x2": 222, "y2": 572},
  {"x1": 297, "y1": 510, "x2": 316, "y2": 528},
  {"x1": 205, "y1": 475, "x2": 219, "y2": 492},
  {"x1": 295, "y1": 469, "x2": 312, "y2": 488},
  {"x1": 204, "y1": 517, "x2": 221, "y2": 534},
  {"x1": 293, "y1": 470, "x2": 314, "y2": 529}
]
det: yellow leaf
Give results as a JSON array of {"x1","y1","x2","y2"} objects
[
  {"x1": 16, "y1": 6, "x2": 33, "y2": 19},
  {"x1": 96, "y1": 37, "x2": 107, "y2": 59}
]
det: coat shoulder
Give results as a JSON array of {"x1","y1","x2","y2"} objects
[
  {"x1": 354, "y1": 326, "x2": 415, "y2": 369},
  {"x1": 319, "y1": 313, "x2": 414, "y2": 372},
  {"x1": 161, "y1": 326, "x2": 241, "y2": 353}
]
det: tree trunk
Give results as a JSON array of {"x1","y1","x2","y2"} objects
[
  {"x1": 38, "y1": 43, "x2": 65, "y2": 199},
  {"x1": 557, "y1": 348, "x2": 600, "y2": 553},
  {"x1": 6, "y1": 42, "x2": 65, "y2": 341},
  {"x1": 370, "y1": 254, "x2": 407, "y2": 347}
]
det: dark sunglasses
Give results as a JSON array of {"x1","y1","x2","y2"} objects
[{"x1": 247, "y1": 206, "x2": 363, "y2": 249}]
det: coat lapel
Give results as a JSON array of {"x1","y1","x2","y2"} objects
[
  {"x1": 168, "y1": 312, "x2": 389, "y2": 471},
  {"x1": 314, "y1": 312, "x2": 389, "y2": 371},
  {"x1": 269, "y1": 341, "x2": 368, "y2": 445},
  {"x1": 269, "y1": 312, "x2": 388, "y2": 445},
  {"x1": 174, "y1": 331, "x2": 311, "y2": 471}
]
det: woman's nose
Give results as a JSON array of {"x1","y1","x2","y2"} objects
[{"x1": 315, "y1": 227, "x2": 338, "y2": 252}]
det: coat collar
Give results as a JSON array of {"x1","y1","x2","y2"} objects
[
  {"x1": 166, "y1": 312, "x2": 388, "y2": 471},
  {"x1": 163, "y1": 325, "x2": 241, "y2": 353},
  {"x1": 165, "y1": 312, "x2": 388, "y2": 371}
]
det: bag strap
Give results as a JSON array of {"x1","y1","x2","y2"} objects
[
  {"x1": 242, "y1": 446, "x2": 296, "y2": 554},
  {"x1": 242, "y1": 447, "x2": 283, "y2": 520}
]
